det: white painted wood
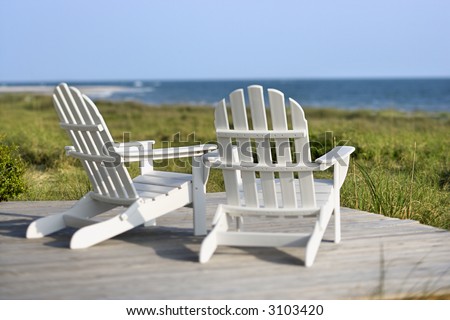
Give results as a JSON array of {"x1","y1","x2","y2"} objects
[
  {"x1": 268, "y1": 89, "x2": 297, "y2": 208},
  {"x1": 26, "y1": 83, "x2": 216, "y2": 249},
  {"x1": 59, "y1": 123, "x2": 104, "y2": 131},
  {"x1": 290, "y1": 98, "x2": 316, "y2": 208},
  {"x1": 217, "y1": 232, "x2": 310, "y2": 247},
  {"x1": 248, "y1": 85, "x2": 277, "y2": 208},
  {"x1": 200, "y1": 85, "x2": 355, "y2": 267},
  {"x1": 53, "y1": 86, "x2": 105, "y2": 195},
  {"x1": 114, "y1": 139, "x2": 155, "y2": 175},
  {"x1": 221, "y1": 204, "x2": 320, "y2": 217},
  {"x1": 210, "y1": 161, "x2": 323, "y2": 172},
  {"x1": 63, "y1": 214, "x2": 99, "y2": 228},
  {"x1": 26, "y1": 193, "x2": 116, "y2": 238},
  {"x1": 215, "y1": 99, "x2": 240, "y2": 205},
  {"x1": 192, "y1": 155, "x2": 207, "y2": 235},
  {"x1": 116, "y1": 144, "x2": 217, "y2": 162},
  {"x1": 70, "y1": 86, "x2": 120, "y2": 198},
  {"x1": 80, "y1": 92, "x2": 135, "y2": 199},
  {"x1": 229, "y1": 89, "x2": 259, "y2": 207},
  {"x1": 216, "y1": 129, "x2": 305, "y2": 139},
  {"x1": 199, "y1": 205, "x2": 229, "y2": 263},
  {"x1": 133, "y1": 171, "x2": 192, "y2": 188}
]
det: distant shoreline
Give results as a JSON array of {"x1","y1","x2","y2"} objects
[
  {"x1": 1, "y1": 79, "x2": 449, "y2": 112},
  {"x1": 0, "y1": 85, "x2": 132, "y2": 96}
]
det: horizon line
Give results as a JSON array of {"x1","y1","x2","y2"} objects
[{"x1": 2, "y1": 76, "x2": 450, "y2": 84}]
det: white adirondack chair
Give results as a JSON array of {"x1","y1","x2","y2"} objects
[
  {"x1": 26, "y1": 83, "x2": 216, "y2": 249},
  {"x1": 199, "y1": 85, "x2": 354, "y2": 267}
]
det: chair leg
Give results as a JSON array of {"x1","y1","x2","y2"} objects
[
  {"x1": 141, "y1": 160, "x2": 156, "y2": 227},
  {"x1": 26, "y1": 212, "x2": 67, "y2": 239},
  {"x1": 334, "y1": 206, "x2": 341, "y2": 244},
  {"x1": 70, "y1": 200, "x2": 147, "y2": 249},
  {"x1": 71, "y1": 190, "x2": 192, "y2": 249},
  {"x1": 70, "y1": 214, "x2": 134, "y2": 249},
  {"x1": 26, "y1": 193, "x2": 115, "y2": 239},
  {"x1": 305, "y1": 206, "x2": 333, "y2": 267},
  {"x1": 192, "y1": 156, "x2": 207, "y2": 236},
  {"x1": 305, "y1": 221, "x2": 325, "y2": 267},
  {"x1": 333, "y1": 190, "x2": 341, "y2": 243},
  {"x1": 199, "y1": 206, "x2": 228, "y2": 263}
]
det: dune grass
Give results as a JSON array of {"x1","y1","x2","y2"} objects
[{"x1": 0, "y1": 93, "x2": 448, "y2": 230}]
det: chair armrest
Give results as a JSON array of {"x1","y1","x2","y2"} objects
[
  {"x1": 66, "y1": 141, "x2": 156, "y2": 156},
  {"x1": 315, "y1": 146, "x2": 355, "y2": 166},
  {"x1": 316, "y1": 146, "x2": 355, "y2": 189},
  {"x1": 113, "y1": 140, "x2": 155, "y2": 154},
  {"x1": 150, "y1": 144, "x2": 217, "y2": 160},
  {"x1": 118, "y1": 144, "x2": 217, "y2": 162}
]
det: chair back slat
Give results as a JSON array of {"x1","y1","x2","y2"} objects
[
  {"x1": 290, "y1": 98, "x2": 316, "y2": 208},
  {"x1": 215, "y1": 99, "x2": 240, "y2": 205},
  {"x1": 53, "y1": 83, "x2": 138, "y2": 202},
  {"x1": 247, "y1": 85, "x2": 277, "y2": 208},
  {"x1": 268, "y1": 89, "x2": 297, "y2": 208},
  {"x1": 229, "y1": 89, "x2": 259, "y2": 207}
]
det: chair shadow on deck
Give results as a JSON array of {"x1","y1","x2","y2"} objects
[
  {"x1": 109, "y1": 225, "x2": 309, "y2": 265},
  {"x1": 225, "y1": 247, "x2": 306, "y2": 266},
  {"x1": 0, "y1": 211, "x2": 80, "y2": 248},
  {"x1": 0, "y1": 212, "x2": 41, "y2": 239},
  {"x1": 1, "y1": 211, "x2": 309, "y2": 266},
  {"x1": 1, "y1": 210, "x2": 330, "y2": 266},
  {"x1": 116, "y1": 226, "x2": 202, "y2": 262}
]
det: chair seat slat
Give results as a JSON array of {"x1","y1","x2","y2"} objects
[
  {"x1": 133, "y1": 175, "x2": 191, "y2": 188},
  {"x1": 90, "y1": 192, "x2": 138, "y2": 206}
]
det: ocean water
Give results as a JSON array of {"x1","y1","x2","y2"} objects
[{"x1": 9, "y1": 79, "x2": 450, "y2": 112}]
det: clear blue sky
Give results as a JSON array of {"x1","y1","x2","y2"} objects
[{"x1": 1, "y1": 0, "x2": 449, "y2": 82}]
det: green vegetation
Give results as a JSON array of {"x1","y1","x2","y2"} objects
[
  {"x1": 0, "y1": 93, "x2": 448, "y2": 230},
  {"x1": 0, "y1": 136, "x2": 26, "y2": 200}
]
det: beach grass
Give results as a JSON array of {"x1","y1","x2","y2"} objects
[{"x1": 0, "y1": 93, "x2": 448, "y2": 230}]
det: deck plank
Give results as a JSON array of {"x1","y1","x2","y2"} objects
[{"x1": 0, "y1": 193, "x2": 449, "y2": 299}]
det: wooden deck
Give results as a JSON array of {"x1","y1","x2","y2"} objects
[{"x1": 1, "y1": 192, "x2": 449, "y2": 299}]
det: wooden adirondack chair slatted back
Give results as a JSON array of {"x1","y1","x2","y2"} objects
[
  {"x1": 53, "y1": 83, "x2": 138, "y2": 203},
  {"x1": 215, "y1": 85, "x2": 316, "y2": 209}
]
